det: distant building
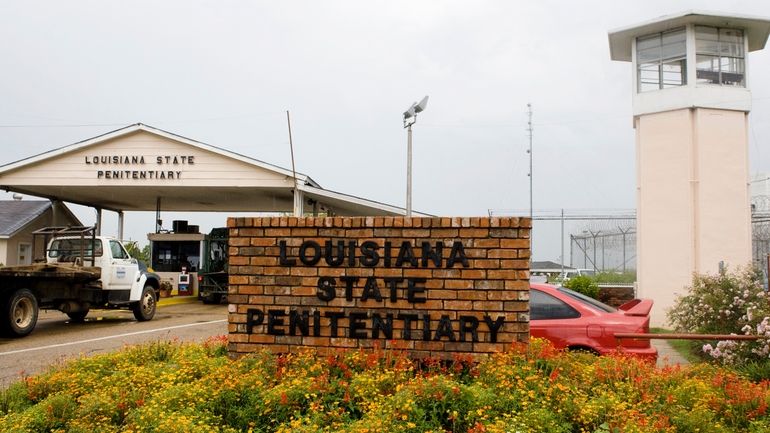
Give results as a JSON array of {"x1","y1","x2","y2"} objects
[
  {"x1": 531, "y1": 260, "x2": 573, "y2": 282},
  {"x1": 0, "y1": 200, "x2": 81, "y2": 265}
]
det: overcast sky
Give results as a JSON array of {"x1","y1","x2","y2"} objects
[{"x1": 1, "y1": 1, "x2": 769, "y2": 263}]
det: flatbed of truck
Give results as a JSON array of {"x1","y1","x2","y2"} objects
[{"x1": 0, "y1": 263, "x2": 101, "y2": 282}]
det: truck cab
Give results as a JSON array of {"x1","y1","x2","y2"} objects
[{"x1": 46, "y1": 236, "x2": 140, "y2": 293}]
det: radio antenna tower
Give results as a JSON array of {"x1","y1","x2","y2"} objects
[{"x1": 527, "y1": 103, "x2": 533, "y2": 245}]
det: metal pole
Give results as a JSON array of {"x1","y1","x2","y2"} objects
[
  {"x1": 560, "y1": 208, "x2": 565, "y2": 276},
  {"x1": 621, "y1": 230, "x2": 626, "y2": 274},
  {"x1": 406, "y1": 123, "x2": 413, "y2": 217},
  {"x1": 601, "y1": 235, "x2": 605, "y2": 272},
  {"x1": 287, "y1": 110, "x2": 302, "y2": 216},
  {"x1": 527, "y1": 103, "x2": 533, "y2": 235}
]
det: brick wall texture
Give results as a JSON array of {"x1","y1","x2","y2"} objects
[
  {"x1": 598, "y1": 285, "x2": 635, "y2": 308},
  {"x1": 227, "y1": 216, "x2": 531, "y2": 359}
]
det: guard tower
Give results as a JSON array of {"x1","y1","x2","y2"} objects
[{"x1": 608, "y1": 11, "x2": 770, "y2": 324}]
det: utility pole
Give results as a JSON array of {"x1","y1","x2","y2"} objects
[
  {"x1": 287, "y1": 110, "x2": 302, "y2": 216},
  {"x1": 527, "y1": 103, "x2": 533, "y2": 246},
  {"x1": 561, "y1": 208, "x2": 565, "y2": 276}
]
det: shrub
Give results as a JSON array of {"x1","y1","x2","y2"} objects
[
  {"x1": 736, "y1": 359, "x2": 770, "y2": 383},
  {"x1": 668, "y1": 266, "x2": 770, "y2": 365},
  {"x1": 594, "y1": 271, "x2": 636, "y2": 284},
  {"x1": 562, "y1": 275, "x2": 600, "y2": 299}
]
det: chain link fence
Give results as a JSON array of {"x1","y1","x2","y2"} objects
[
  {"x1": 751, "y1": 196, "x2": 770, "y2": 284},
  {"x1": 569, "y1": 225, "x2": 636, "y2": 273},
  {"x1": 492, "y1": 205, "x2": 770, "y2": 281}
]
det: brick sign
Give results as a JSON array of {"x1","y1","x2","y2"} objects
[{"x1": 227, "y1": 216, "x2": 531, "y2": 359}]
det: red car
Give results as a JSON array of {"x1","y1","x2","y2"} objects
[{"x1": 529, "y1": 283, "x2": 657, "y2": 361}]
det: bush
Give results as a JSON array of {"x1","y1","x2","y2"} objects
[
  {"x1": 562, "y1": 275, "x2": 599, "y2": 299},
  {"x1": 668, "y1": 266, "x2": 770, "y2": 365},
  {"x1": 594, "y1": 271, "x2": 636, "y2": 284}
]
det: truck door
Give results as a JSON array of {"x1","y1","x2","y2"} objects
[{"x1": 103, "y1": 240, "x2": 139, "y2": 291}]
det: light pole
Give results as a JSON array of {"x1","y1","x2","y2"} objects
[{"x1": 403, "y1": 95, "x2": 429, "y2": 217}]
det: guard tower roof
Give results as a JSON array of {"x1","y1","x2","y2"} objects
[{"x1": 609, "y1": 10, "x2": 770, "y2": 62}]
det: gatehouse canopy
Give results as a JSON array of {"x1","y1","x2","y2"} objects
[{"x1": 0, "y1": 123, "x2": 408, "y2": 217}]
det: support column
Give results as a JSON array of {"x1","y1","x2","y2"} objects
[
  {"x1": 155, "y1": 197, "x2": 162, "y2": 233},
  {"x1": 95, "y1": 208, "x2": 102, "y2": 235},
  {"x1": 51, "y1": 200, "x2": 62, "y2": 226},
  {"x1": 118, "y1": 211, "x2": 124, "y2": 240},
  {"x1": 293, "y1": 189, "x2": 304, "y2": 217}
]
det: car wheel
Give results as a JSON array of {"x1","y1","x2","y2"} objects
[{"x1": 567, "y1": 346, "x2": 600, "y2": 356}]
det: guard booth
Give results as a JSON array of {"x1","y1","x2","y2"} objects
[{"x1": 147, "y1": 220, "x2": 204, "y2": 297}]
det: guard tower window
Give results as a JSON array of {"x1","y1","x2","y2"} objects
[
  {"x1": 695, "y1": 26, "x2": 745, "y2": 87},
  {"x1": 636, "y1": 27, "x2": 686, "y2": 92}
]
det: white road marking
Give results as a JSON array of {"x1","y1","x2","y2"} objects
[{"x1": 0, "y1": 320, "x2": 227, "y2": 356}]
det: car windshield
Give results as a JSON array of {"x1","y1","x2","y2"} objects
[{"x1": 557, "y1": 287, "x2": 617, "y2": 313}]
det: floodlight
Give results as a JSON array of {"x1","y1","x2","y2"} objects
[
  {"x1": 414, "y1": 95, "x2": 429, "y2": 113},
  {"x1": 403, "y1": 102, "x2": 417, "y2": 120}
]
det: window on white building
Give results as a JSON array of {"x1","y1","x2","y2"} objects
[
  {"x1": 695, "y1": 26, "x2": 745, "y2": 87},
  {"x1": 636, "y1": 27, "x2": 687, "y2": 92},
  {"x1": 17, "y1": 243, "x2": 31, "y2": 265}
]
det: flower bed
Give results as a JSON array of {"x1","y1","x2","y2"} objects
[{"x1": 0, "y1": 337, "x2": 768, "y2": 432}]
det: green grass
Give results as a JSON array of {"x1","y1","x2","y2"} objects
[{"x1": 650, "y1": 328, "x2": 705, "y2": 363}]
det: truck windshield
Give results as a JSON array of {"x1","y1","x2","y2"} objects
[{"x1": 48, "y1": 239, "x2": 103, "y2": 258}]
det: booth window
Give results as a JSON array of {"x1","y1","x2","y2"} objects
[
  {"x1": 152, "y1": 241, "x2": 200, "y2": 272},
  {"x1": 695, "y1": 26, "x2": 745, "y2": 87},
  {"x1": 636, "y1": 27, "x2": 686, "y2": 92}
]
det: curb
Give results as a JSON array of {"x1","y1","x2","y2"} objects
[{"x1": 158, "y1": 296, "x2": 199, "y2": 307}]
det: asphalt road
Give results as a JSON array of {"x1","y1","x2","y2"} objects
[{"x1": 0, "y1": 301, "x2": 228, "y2": 389}]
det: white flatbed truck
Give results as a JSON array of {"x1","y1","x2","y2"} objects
[{"x1": 0, "y1": 226, "x2": 160, "y2": 337}]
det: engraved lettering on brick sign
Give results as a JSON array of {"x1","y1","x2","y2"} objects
[{"x1": 227, "y1": 217, "x2": 531, "y2": 359}]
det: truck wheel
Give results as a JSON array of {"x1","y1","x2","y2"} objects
[
  {"x1": 2, "y1": 289, "x2": 39, "y2": 337},
  {"x1": 66, "y1": 311, "x2": 89, "y2": 323},
  {"x1": 132, "y1": 285, "x2": 156, "y2": 322},
  {"x1": 202, "y1": 293, "x2": 222, "y2": 304}
]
